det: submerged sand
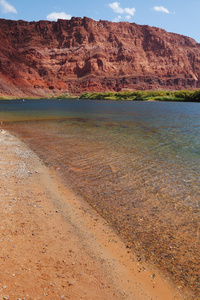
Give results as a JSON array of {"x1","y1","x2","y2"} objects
[{"x1": 0, "y1": 129, "x2": 182, "y2": 299}]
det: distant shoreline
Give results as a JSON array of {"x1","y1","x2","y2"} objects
[{"x1": 1, "y1": 89, "x2": 200, "y2": 102}]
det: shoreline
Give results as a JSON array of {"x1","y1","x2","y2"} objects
[
  {"x1": 0, "y1": 129, "x2": 182, "y2": 299},
  {"x1": 1, "y1": 89, "x2": 200, "y2": 103}
]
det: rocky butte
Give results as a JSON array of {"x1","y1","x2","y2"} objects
[{"x1": 0, "y1": 16, "x2": 200, "y2": 97}]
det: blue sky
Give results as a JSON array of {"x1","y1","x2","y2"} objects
[{"x1": 0, "y1": 0, "x2": 200, "y2": 43}]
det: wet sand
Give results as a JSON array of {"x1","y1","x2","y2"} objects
[{"x1": 0, "y1": 129, "x2": 182, "y2": 299}]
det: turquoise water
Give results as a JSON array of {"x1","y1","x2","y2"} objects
[{"x1": 1, "y1": 99, "x2": 200, "y2": 296}]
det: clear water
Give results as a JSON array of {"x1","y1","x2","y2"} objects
[{"x1": 1, "y1": 99, "x2": 200, "y2": 296}]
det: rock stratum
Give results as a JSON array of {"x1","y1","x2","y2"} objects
[{"x1": 1, "y1": 17, "x2": 200, "y2": 97}]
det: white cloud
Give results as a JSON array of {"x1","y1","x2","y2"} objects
[
  {"x1": 124, "y1": 7, "x2": 136, "y2": 16},
  {"x1": 125, "y1": 15, "x2": 131, "y2": 20},
  {"x1": 109, "y1": 2, "x2": 136, "y2": 17},
  {"x1": 113, "y1": 15, "x2": 122, "y2": 22},
  {"x1": 47, "y1": 12, "x2": 72, "y2": 21},
  {"x1": 153, "y1": 6, "x2": 170, "y2": 14},
  {"x1": 0, "y1": 0, "x2": 17, "y2": 14},
  {"x1": 109, "y1": 2, "x2": 123, "y2": 14}
]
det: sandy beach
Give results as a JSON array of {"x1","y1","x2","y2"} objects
[{"x1": 0, "y1": 129, "x2": 182, "y2": 300}]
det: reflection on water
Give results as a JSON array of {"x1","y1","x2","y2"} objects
[{"x1": 1, "y1": 99, "x2": 200, "y2": 297}]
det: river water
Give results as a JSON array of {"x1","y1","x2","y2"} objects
[{"x1": 0, "y1": 99, "x2": 199, "y2": 297}]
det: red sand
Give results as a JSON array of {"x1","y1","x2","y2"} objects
[{"x1": 0, "y1": 130, "x2": 182, "y2": 299}]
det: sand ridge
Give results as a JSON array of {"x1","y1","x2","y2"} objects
[{"x1": 0, "y1": 130, "x2": 182, "y2": 299}]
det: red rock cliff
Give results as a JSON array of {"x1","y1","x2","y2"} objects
[{"x1": 0, "y1": 17, "x2": 200, "y2": 97}]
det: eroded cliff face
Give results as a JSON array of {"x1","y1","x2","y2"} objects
[{"x1": 0, "y1": 17, "x2": 200, "y2": 97}]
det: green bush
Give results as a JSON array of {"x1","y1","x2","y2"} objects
[{"x1": 79, "y1": 90, "x2": 200, "y2": 102}]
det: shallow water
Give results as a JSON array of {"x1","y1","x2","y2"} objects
[{"x1": 1, "y1": 99, "x2": 200, "y2": 297}]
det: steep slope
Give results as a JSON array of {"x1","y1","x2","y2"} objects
[{"x1": 0, "y1": 17, "x2": 200, "y2": 97}]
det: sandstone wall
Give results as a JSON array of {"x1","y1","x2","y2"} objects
[{"x1": 0, "y1": 17, "x2": 200, "y2": 97}]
